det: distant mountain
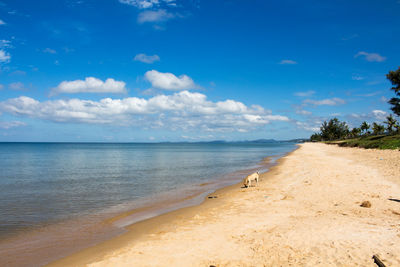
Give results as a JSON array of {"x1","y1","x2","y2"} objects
[
  {"x1": 284, "y1": 138, "x2": 309, "y2": 143},
  {"x1": 195, "y1": 139, "x2": 279, "y2": 144},
  {"x1": 249, "y1": 139, "x2": 277, "y2": 143},
  {"x1": 158, "y1": 138, "x2": 307, "y2": 144}
]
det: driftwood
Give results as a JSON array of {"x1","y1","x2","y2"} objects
[
  {"x1": 388, "y1": 198, "x2": 400, "y2": 203},
  {"x1": 372, "y1": 255, "x2": 386, "y2": 267},
  {"x1": 360, "y1": 201, "x2": 371, "y2": 208}
]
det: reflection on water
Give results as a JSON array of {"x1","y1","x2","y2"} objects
[
  {"x1": 0, "y1": 142, "x2": 296, "y2": 266},
  {"x1": 0, "y1": 142, "x2": 295, "y2": 237}
]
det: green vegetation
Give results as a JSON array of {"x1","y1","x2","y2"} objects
[
  {"x1": 309, "y1": 67, "x2": 400, "y2": 150},
  {"x1": 310, "y1": 118, "x2": 349, "y2": 142},
  {"x1": 387, "y1": 67, "x2": 400, "y2": 116},
  {"x1": 310, "y1": 116, "x2": 400, "y2": 150},
  {"x1": 326, "y1": 134, "x2": 400, "y2": 149}
]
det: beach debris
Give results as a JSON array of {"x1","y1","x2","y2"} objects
[
  {"x1": 360, "y1": 201, "x2": 371, "y2": 208},
  {"x1": 281, "y1": 195, "x2": 293, "y2": 200},
  {"x1": 208, "y1": 196, "x2": 218, "y2": 199},
  {"x1": 388, "y1": 198, "x2": 400, "y2": 203},
  {"x1": 372, "y1": 255, "x2": 386, "y2": 267},
  {"x1": 391, "y1": 210, "x2": 400, "y2": 216}
]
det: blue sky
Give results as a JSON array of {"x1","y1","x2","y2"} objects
[{"x1": 0, "y1": 0, "x2": 399, "y2": 142}]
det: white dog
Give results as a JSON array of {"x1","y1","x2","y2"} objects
[{"x1": 244, "y1": 171, "x2": 259, "y2": 187}]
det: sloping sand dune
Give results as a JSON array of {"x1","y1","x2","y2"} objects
[{"x1": 51, "y1": 143, "x2": 400, "y2": 267}]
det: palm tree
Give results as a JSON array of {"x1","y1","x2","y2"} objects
[
  {"x1": 372, "y1": 122, "x2": 385, "y2": 135},
  {"x1": 360, "y1": 121, "x2": 370, "y2": 135},
  {"x1": 350, "y1": 127, "x2": 361, "y2": 138},
  {"x1": 394, "y1": 123, "x2": 400, "y2": 133},
  {"x1": 384, "y1": 114, "x2": 397, "y2": 134}
]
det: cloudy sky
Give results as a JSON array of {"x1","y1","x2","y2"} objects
[{"x1": 0, "y1": 0, "x2": 399, "y2": 142}]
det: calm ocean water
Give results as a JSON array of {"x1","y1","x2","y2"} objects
[
  {"x1": 0, "y1": 142, "x2": 296, "y2": 263},
  {"x1": 0, "y1": 142, "x2": 295, "y2": 238}
]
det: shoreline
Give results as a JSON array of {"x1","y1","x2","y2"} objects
[
  {"x1": 0, "y1": 144, "x2": 297, "y2": 267},
  {"x1": 49, "y1": 143, "x2": 400, "y2": 266},
  {"x1": 46, "y1": 146, "x2": 299, "y2": 267}
]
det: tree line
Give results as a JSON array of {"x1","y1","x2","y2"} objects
[
  {"x1": 310, "y1": 67, "x2": 400, "y2": 142},
  {"x1": 310, "y1": 116, "x2": 399, "y2": 141}
]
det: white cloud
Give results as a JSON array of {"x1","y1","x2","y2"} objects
[
  {"x1": 0, "y1": 84, "x2": 3, "y2": 90},
  {"x1": 51, "y1": 77, "x2": 127, "y2": 95},
  {"x1": 0, "y1": 121, "x2": 26, "y2": 129},
  {"x1": 303, "y1": 97, "x2": 346, "y2": 106},
  {"x1": 119, "y1": 0, "x2": 176, "y2": 9},
  {"x1": 43, "y1": 48, "x2": 57, "y2": 54},
  {"x1": 134, "y1": 53, "x2": 160, "y2": 64},
  {"x1": 354, "y1": 51, "x2": 386, "y2": 62},
  {"x1": 0, "y1": 40, "x2": 11, "y2": 48},
  {"x1": 137, "y1": 9, "x2": 175, "y2": 23},
  {"x1": 380, "y1": 96, "x2": 388, "y2": 102},
  {"x1": 346, "y1": 110, "x2": 389, "y2": 126},
  {"x1": 0, "y1": 91, "x2": 290, "y2": 132},
  {"x1": 0, "y1": 49, "x2": 11, "y2": 63},
  {"x1": 372, "y1": 109, "x2": 387, "y2": 120},
  {"x1": 296, "y1": 109, "x2": 312, "y2": 115},
  {"x1": 119, "y1": 0, "x2": 159, "y2": 8},
  {"x1": 294, "y1": 90, "x2": 315, "y2": 97},
  {"x1": 9, "y1": 82, "x2": 25, "y2": 90},
  {"x1": 0, "y1": 19, "x2": 5, "y2": 25},
  {"x1": 295, "y1": 121, "x2": 319, "y2": 132},
  {"x1": 355, "y1": 91, "x2": 381, "y2": 97},
  {"x1": 145, "y1": 70, "x2": 197, "y2": 90},
  {"x1": 279, "y1": 59, "x2": 297, "y2": 65},
  {"x1": 351, "y1": 75, "x2": 364, "y2": 81}
]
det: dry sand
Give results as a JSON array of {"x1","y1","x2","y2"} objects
[{"x1": 49, "y1": 143, "x2": 400, "y2": 267}]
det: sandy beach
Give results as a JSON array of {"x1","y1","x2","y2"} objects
[{"x1": 49, "y1": 143, "x2": 400, "y2": 267}]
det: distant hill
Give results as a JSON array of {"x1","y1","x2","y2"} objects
[
  {"x1": 187, "y1": 138, "x2": 308, "y2": 144},
  {"x1": 158, "y1": 138, "x2": 308, "y2": 144}
]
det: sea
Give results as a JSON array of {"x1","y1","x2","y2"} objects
[{"x1": 0, "y1": 142, "x2": 297, "y2": 266}]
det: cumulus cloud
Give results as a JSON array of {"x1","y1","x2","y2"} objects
[
  {"x1": 295, "y1": 121, "x2": 320, "y2": 132},
  {"x1": 0, "y1": 49, "x2": 11, "y2": 63},
  {"x1": 354, "y1": 51, "x2": 386, "y2": 62},
  {"x1": 0, "y1": 91, "x2": 290, "y2": 132},
  {"x1": 119, "y1": 0, "x2": 176, "y2": 9},
  {"x1": 137, "y1": 9, "x2": 175, "y2": 23},
  {"x1": 279, "y1": 59, "x2": 297, "y2": 65},
  {"x1": 294, "y1": 90, "x2": 315, "y2": 97},
  {"x1": 51, "y1": 77, "x2": 127, "y2": 95},
  {"x1": 371, "y1": 109, "x2": 387, "y2": 120},
  {"x1": 145, "y1": 70, "x2": 197, "y2": 90},
  {"x1": 134, "y1": 53, "x2": 160, "y2": 64},
  {"x1": 0, "y1": 121, "x2": 26, "y2": 129},
  {"x1": 303, "y1": 97, "x2": 346, "y2": 106},
  {"x1": 345, "y1": 110, "x2": 390, "y2": 127}
]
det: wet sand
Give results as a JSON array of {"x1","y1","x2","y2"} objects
[
  {"x1": 1, "y1": 150, "x2": 280, "y2": 267},
  {"x1": 48, "y1": 143, "x2": 400, "y2": 266}
]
